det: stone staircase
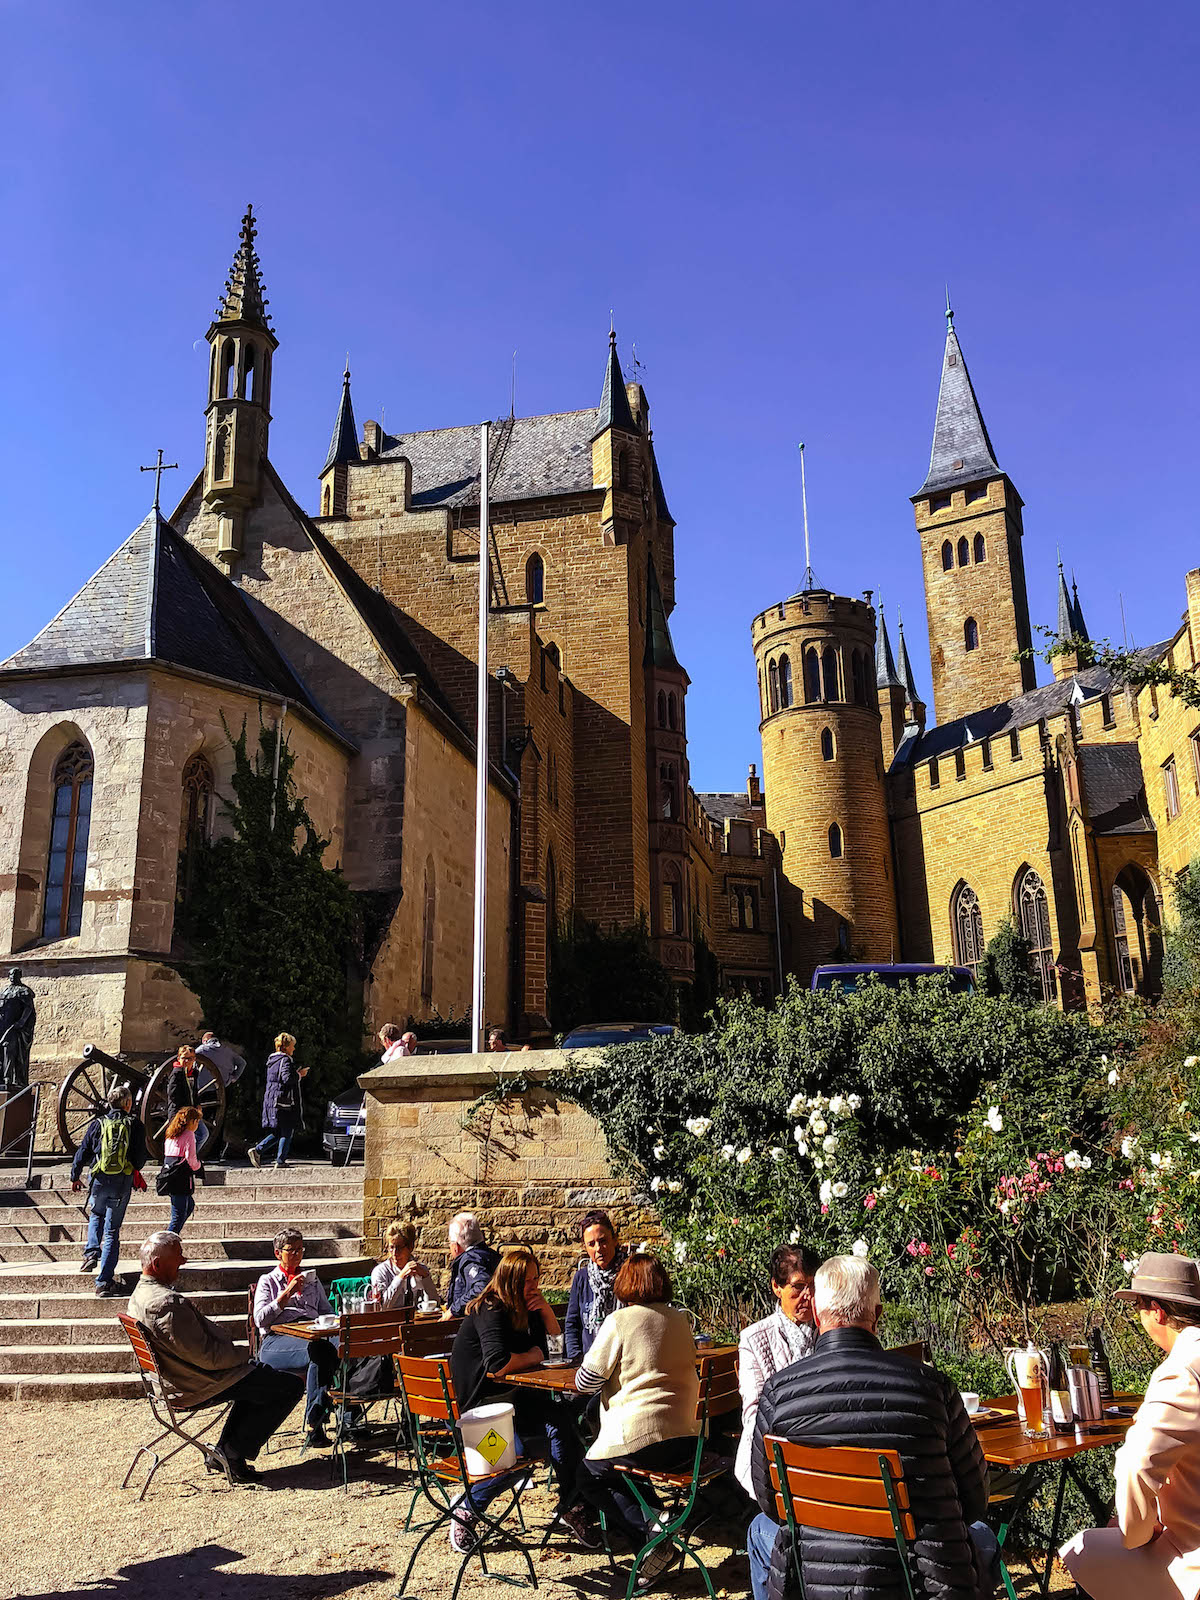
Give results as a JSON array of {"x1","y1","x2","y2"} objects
[{"x1": 0, "y1": 1162, "x2": 372, "y2": 1400}]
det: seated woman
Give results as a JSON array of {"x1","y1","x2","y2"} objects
[
  {"x1": 370, "y1": 1220, "x2": 439, "y2": 1309},
  {"x1": 449, "y1": 1246, "x2": 587, "y2": 1552},
  {"x1": 734, "y1": 1241, "x2": 820, "y2": 1494},
  {"x1": 564, "y1": 1208, "x2": 627, "y2": 1362},
  {"x1": 574, "y1": 1252, "x2": 700, "y2": 1590},
  {"x1": 254, "y1": 1227, "x2": 344, "y2": 1448}
]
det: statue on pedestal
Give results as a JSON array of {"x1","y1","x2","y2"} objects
[{"x1": 0, "y1": 968, "x2": 36, "y2": 1092}]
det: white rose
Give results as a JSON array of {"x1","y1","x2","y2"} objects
[
  {"x1": 768, "y1": 1147, "x2": 785, "y2": 1162},
  {"x1": 874, "y1": 1166, "x2": 883, "y2": 1177},
  {"x1": 852, "y1": 1239, "x2": 869, "y2": 1258},
  {"x1": 847, "y1": 1094, "x2": 863, "y2": 1112},
  {"x1": 793, "y1": 1129, "x2": 809, "y2": 1155},
  {"x1": 1122, "y1": 1136, "x2": 1138, "y2": 1158},
  {"x1": 1081, "y1": 1156, "x2": 1092, "y2": 1169},
  {"x1": 653, "y1": 1143, "x2": 666, "y2": 1161},
  {"x1": 1064, "y1": 1150, "x2": 1082, "y2": 1170},
  {"x1": 1163, "y1": 1152, "x2": 1174, "y2": 1169},
  {"x1": 999, "y1": 1199, "x2": 1012, "y2": 1215},
  {"x1": 667, "y1": 1179, "x2": 683, "y2": 1193},
  {"x1": 736, "y1": 1146, "x2": 752, "y2": 1164},
  {"x1": 673, "y1": 1239, "x2": 687, "y2": 1262},
  {"x1": 1101, "y1": 1055, "x2": 1109, "y2": 1066},
  {"x1": 788, "y1": 1228, "x2": 801, "y2": 1245},
  {"x1": 720, "y1": 1144, "x2": 736, "y2": 1161},
  {"x1": 685, "y1": 1117, "x2": 712, "y2": 1138},
  {"x1": 1190, "y1": 1132, "x2": 1200, "y2": 1144},
  {"x1": 810, "y1": 1117, "x2": 828, "y2": 1137},
  {"x1": 832, "y1": 1181, "x2": 849, "y2": 1199},
  {"x1": 1108, "y1": 1070, "x2": 1119, "y2": 1087},
  {"x1": 879, "y1": 1184, "x2": 890, "y2": 1196},
  {"x1": 1122, "y1": 1257, "x2": 1139, "y2": 1275},
  {"x1": 813, "y1": 1156, "x2": 825, "y2": 1169},
  {"x1": 1151, "y1": 1152, "x2": 1163, "y2": 1168},
  {"x1": 786, "y1": 1094, "x2": 807, "y2": 1119},
  {"x1": 829, "y1": 1094, "x2": 846, "y2": 1117},
  {"x1": 819, "y1": 1179, "x2": 833, "y2": 1205},
  {"x1": 986, "y1": 1106, "x2": 1003, "y2": 1133},
  {"x1": 650, "y1": 1176, "x2": 662, "y2": 1192},
  {"x1": 1186, "y1": 1056, "x2": 1198, "y2": 1069},
  {"x1": 822, "y1": 1133, "x2": 839, "y2": 1154}
]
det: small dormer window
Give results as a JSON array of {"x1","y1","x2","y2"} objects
[
  {"x1": 966, "y1": 485, "x2": 987, "y2": 504},
  {"x1": 930, "y1": 494, "x2": 952, "y2": 513}
]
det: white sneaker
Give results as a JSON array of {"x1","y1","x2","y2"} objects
[{"x1": 448, "y1": 1493, "x2": 478, "y2": 1555}]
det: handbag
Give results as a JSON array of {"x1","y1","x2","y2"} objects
[{"x1": 155, "y1": 1158, "x2": 193, "y2": 1197}]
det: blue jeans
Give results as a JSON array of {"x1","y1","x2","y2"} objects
[
  {"x1": 85, "y1": 1175, "x2": 132, "y2": 1285},
  {"x1": 168, "y1": 1190, "x2": 195, "y2": 1234},
  {"x1": 748, "y1": 1511, "x2": 1000, "y2": 1600},
  {"x1": 253, "y1": 1128, "x2": 294, "y2": 1163},
  {"x1": 258, "y1": 1331, "x2": 338, "y2": 1427}
]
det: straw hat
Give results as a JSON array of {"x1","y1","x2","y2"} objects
[{"x1": 1114, "y1": 1252, "x2": 1200, "y2": 1312}]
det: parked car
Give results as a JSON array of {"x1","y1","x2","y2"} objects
[
  {"x1": 560, "y1": 1021, "x2": 677, "y2": 1049},
  {"x1": 322, "y1": 1039, "x2": 474, "y2": 1162},
  {"x1": 811, "y1": 962, "x2": 975, "y2": 995}
]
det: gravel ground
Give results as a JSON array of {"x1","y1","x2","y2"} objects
[{"x1": 5, "y1": 1400, "x2": 1072, "y2": 1599}]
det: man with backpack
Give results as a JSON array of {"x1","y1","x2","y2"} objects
[{"x1": 70, "y1": 1083, "x2": 148, "y2": 1297}]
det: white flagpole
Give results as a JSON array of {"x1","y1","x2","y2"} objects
[{"x1": 471, "y1": 422, "x2": 491, "y2": 1053}]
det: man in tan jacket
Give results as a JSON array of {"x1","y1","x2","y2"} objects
[
  {"x1": 1062, "y1": 1253, "x2": 1200, "y2": 1599},
  {"x1": 128, "y1": 1230, "x2": 302, "y2": 1482}
]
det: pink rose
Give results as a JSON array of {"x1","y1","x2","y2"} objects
[{"x1": 864, "y1": 1193, "x2": 877, "y2": 1210}]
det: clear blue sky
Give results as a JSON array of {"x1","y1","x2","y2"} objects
[{"x1": 2, "y1": 1, "x2": 1196, "y2": 791}]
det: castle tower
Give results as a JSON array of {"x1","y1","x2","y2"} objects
[
  {"x1": 753, "y1": 589, "x2": 899, "y2": 978},
  {"x1": 590, "y1": 330, "x2": 643, "y2": 547},
  {"x1": 876, "y1": 602, "x2": 907, "y2": 767},
  {"x1": 318, "y1": 364, "x2": 359, "y2": 519},
  {"x1": 895, "y1": 612, "x2": 926, "y2": 732},
  {"x1": 203, "y1": 205, "x2": 277, "y2": 567},
  {"x1": 1052, "y1": 561, "x2": 1091, "y2": 680},
  {"x1": 912, "y1": 303, "x2": 1034, "y2": 724},
  {"x1": 643, "y1": 553, "x2": 693, "y2": 979}
]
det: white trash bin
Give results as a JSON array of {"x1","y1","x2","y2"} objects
[{"x1": 458, "y1": 1401, "x2": 517, "y2": 1476}]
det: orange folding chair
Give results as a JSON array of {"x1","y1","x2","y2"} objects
[{"x1": 117, "y1": 1313, "x2": 235, "y2": 1500}]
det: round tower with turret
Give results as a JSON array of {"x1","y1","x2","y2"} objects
[{"x1": 752, "y1": 588, "x2": 899, "y2": 980}]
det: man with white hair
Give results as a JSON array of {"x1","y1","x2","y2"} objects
[
  {"x1": 748, "y1": 1254, "x2": 995, "y2": 1600},
  {"x1": 128, "y1": 1231, "x2": 302, "y2": 1482},
  {"x1": 444, "y1": 1212, "x2": 501, "y2": 1315}
]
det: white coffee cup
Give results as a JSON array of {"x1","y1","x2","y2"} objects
[{"x1": 960, "y1": 1391, "x2": 980, "y2": 1414}]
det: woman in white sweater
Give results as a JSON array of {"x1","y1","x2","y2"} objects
[
  {"x1": 369, "y1": 1220, "x2": 439, "y2": 1309},
  {"x1": 734, "y1": 1241, "x2": 819, "y2": 1494},
  {"x1": 574, "y1": 1252, "x2": 699, "y2": 1591}
]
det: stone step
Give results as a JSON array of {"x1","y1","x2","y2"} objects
[
  {"x1": 0, "y1": 1312, "x2": 245, "y2": 1346},
  {"x1": 0, "y1": 1200, "x2": 363, "y2": 1229},
  {"x1": 0, "y1": 1288, "x2": 248, "y2": 1321},
  {"x1": 0, "y1": 1338, "x2": 250, "y2": 1375},
  {"x1": 0, "y1": 1228, "x2": 365, "y2": 1261},
  {"x1": 0, "y1": 1370, "x2": 144, "y2": 1401},
  {"x1": 7, "y1": 1163, "x2": 362, "y2": 1193},
  {"x1": 0, "y1": 1252, "x2": 374, "y2": 1295}
]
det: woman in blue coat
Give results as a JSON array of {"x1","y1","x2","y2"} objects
[
  {"x1": 564, "y1": 1209, "x2": 628, "y2": 1361},
  {"x1": 249, "y1": 1032, "x2": 306, "y2": 1168}
]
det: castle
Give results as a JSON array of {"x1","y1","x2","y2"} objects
[{"x1": 0, "y1": 209, "x2": 1195, "y2": 1097}]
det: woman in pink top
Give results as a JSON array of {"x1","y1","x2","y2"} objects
[{"x1": 162, "y1": 1106, "x2": 203, "y2": 1234}]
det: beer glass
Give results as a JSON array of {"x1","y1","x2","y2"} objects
[{"x1": 1005, "y1": 1345, "x2": 1051, "y2": 1440}]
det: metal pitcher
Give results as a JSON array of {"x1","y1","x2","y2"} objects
[{"x1": 1068, "y1": 1364, "x2": 1103, "y2": 1428}]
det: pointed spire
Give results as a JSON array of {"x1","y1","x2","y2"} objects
[
  {"x1": 213, "y1": 204, "x2": 273, "y2": 334},
  {"x1": 876, "y1": 601, "x2": 902, "y2": 688},
  {"x1": 896, "y1": 611, "x2": 922, "y2": 708},
  {"x1": 648, "y1": 433, "x2": 673, "y2": 524},
  {"x1": 644, "y1": 554, "x2": 683, "y2": 672},
  {"x1": 916, "y1": 303, "x2": 1000, "y2": 497},
  {"x1": 1056, "y1": 558, "x2": 1075, "y2": 644},
  {"x1": 322, "y1": 363, "x2": 359, "y2": 474},
  {"x1": 592, "y1": 328, "x2": 637, "y2": 440},
  {"x1": 1070, "y1": 574, "x2": 1090, "y2": 642}
]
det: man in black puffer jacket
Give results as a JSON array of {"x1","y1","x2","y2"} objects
[{"x1": 750, "y1": 1255, "x2": 997, "y2": 1600}]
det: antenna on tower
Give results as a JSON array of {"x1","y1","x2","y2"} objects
[
  {"x1": 510, "y1": 349, "x2": 517, "y2": 419},
  {"x1": 799, "y1": 442, "x2": 817, "y2": 591}
]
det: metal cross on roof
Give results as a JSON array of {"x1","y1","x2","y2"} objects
[{"x1": 140, "y1": 448, "x2": 179, "y2": 513}]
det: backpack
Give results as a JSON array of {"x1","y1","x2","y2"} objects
[{"x1": 94, "y1": 1112, "x2": 133, "y2": 1177}]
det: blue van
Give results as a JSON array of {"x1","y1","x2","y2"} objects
[{"x1": 811, "y1": 962, "x2": 975, "y2": 995}]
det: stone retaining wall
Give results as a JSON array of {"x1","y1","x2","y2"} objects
[{"x1": 359, "y1": 1049, "x2": 660, "y2": 1291}]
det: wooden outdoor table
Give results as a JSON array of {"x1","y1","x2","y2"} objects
[
  {"x1": 505, "y1": 1343, "x2": 739, "y2": 1394},
  {"x1": 973, "y1": 1392, "x2": 1140, "y2": 1597},
  {"x1": 269, "y1": 1319, "x2": 339, "y2": 1341}
]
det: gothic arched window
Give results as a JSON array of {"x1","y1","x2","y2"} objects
[
  {"x1": 1016, "y1": 866, "x2": 1056, "y2": 1003},
  {"x1": 973, "y1": 533, "x2": 986, "y2": 563},
  {"x1": 221, "y1": 340, "x2": 237, "y2": 399},
  {"x1": 177, "y1": 751, "x2": 215, "y2": 910},
  {"x1": 804, "y1": 649, "x2": 821, "y2": 704},
  {"x1": 820, "y1": 727, "x2": 835, "y2": 762},
  {"x1": 778, "y1": 655, "x2": 792, "y2": 708},
  {"x1": 768, "y1": 660, "x2": 779, "y2": 713},
  {"x1": 951, "y1": 881, "x2": 984, "y2": 979},
  {"x1": 828, "y1": 822, "x2": 843, "y2": 860},
  {"x1": 657, "y1": 690, "x2": 667, "y2": 728},
  {"x1": 617, "y1": 449, "x2": 630, "y2": 489},
  {"x1": 660, "y1": 762, "x2": 677, "y2": 820},
  {"x1": 420, "y1": 859, "x2": 436, "y2": 1006},
  {"x1": 321, "y1": 484, "x2": 331, "y2": 516},
  {"x1": 242, "y1": 343, "x2": 256, "y2": 402},
  {"x1": 525, "y1": 552, "x2": 545, "y2": 605},
  {"x1": 822, "y1": 646, "x2": 839, "y2": 702},
  {"x1": 667, "y1": 692, "x2": 677, "y2": 730},
  {"x1": 662, "y1": 863, "x2": 683, "y2": 936},
  {"x1": 957, "y1": 536, "x2": 970, "y2": 567},
  {"x1": 942, "y1": 540, "x2": 954, "y2": 571},
  {"x1": 964, "y1": 616, "x2": 979, "y2": 651},
  {"x1": 43, "y1": 741, "x2": 93, "y2": 939}
]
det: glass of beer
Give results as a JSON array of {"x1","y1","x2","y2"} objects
[{"x1": 1005, "y1": 1345, "x2": 1051, "y2": 1440}]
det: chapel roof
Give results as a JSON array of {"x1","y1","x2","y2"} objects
[
  {"x1": 1079, "y1": 744, "x2": 1155, "y2": 835},
  {"x1": 379, "y1": 409, "x2": 601, "y2": 508}
]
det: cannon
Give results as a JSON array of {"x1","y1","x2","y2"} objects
[{"x1": 56, "y1": 1044, "x2": 227, "y2": 1162}]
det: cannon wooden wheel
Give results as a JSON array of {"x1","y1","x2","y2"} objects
[
  {"x1": 141, "y1": 1059, "x2": 226, "y2": 1160},
  {"x1": 56, "y1": 1057, "x2": 140, "y2": 1157}
]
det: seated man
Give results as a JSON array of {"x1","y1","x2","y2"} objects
[
  {"x1": 1062, "y1": 1253, "x2": 1200, "y2": 1599},
  {"x1": 254, "y1": 1228, "x2": 346, "y2": 1448},
  {"x1": 445, "y1": 1212, "x2": 501, "y2": 1316},
  {"x1": 129, "y1": 1230, "x2": 301, "y2": 1483},
  {"x1": 750, "y1": 1255, "x2": 997, "y2": 1600}
]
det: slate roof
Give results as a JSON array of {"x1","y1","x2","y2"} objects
[
  {"x1": 1079, "y1": 744, "x2": 1155, "y2": 835},
  {"x1": 916, "y1": 315, "x2": 1002, "y2": 497},
  {"x1": 322, "y1": 368, "x2": 359, "y2": 474},
  {"x1": 876, "y1": 605, "x2": 901, "y2": 688},
  {"x1": 592, "y1": 332, "x2": 637, "y2": 439},
  {"x1": 381, "y1": 409, "x2": 600, "y2": 509},
  {"x1": 895, "y1": 617, "x2": 922, "y2": 707},
  {"x1": 0, "y1": 511, "x2": 321, "y2": 718},
  {"x1": 696, "y1": 792, "x2": 763, "y2": 826},
  {"x1": 644, "y1": 555, "x2": 685, "y2": 676},
  {"x1": 896, "y1": 665, "x2": 1116, "y2": 765}
]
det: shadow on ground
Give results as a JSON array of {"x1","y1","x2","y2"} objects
[{"x1": 15, "y1": 1542, "x2": 390, "y2": 1600}]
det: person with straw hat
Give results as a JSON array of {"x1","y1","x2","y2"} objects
[{"x1": 1062, "y1": 1253, "x2": 1200, "y2": 1599}]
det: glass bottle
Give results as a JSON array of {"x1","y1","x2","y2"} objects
[
  {"x1": 1047, "y1": 1340, "x2": 1073, "y2": 1431},
  {"x1": 1089, "y1": 1327, "x2": 1114, "y2": 1406}
]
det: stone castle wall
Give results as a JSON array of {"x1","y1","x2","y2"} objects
[{"x1": 359, "y1": 1049, "x2": 661, "y2": 1293}]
